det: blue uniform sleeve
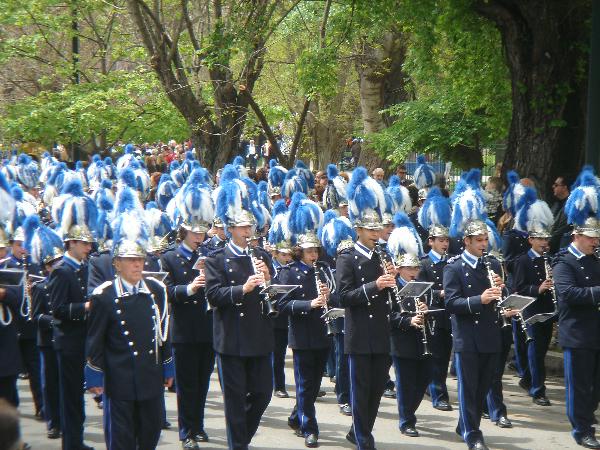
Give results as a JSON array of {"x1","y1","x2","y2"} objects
[
  {"x1": 50, "y1": 267, "x2": 86, "y2": 321},
  {"x1": 85, "y1": 293, "x2": 109, "y2": 390},
  {"x1": 204, "y1": 254, "x2": 245, "y2": 308},
  {"x1": 554, "y1": 260, "x2": 600, "y2": 307},
  {"x1": 336, "y1": 253, "x2": 378, "y2": 307},
  {"x1": 443, "y1": 264, "x2": 483, "y2": 315},
  {"x1": 277, "y1": 268, "x2": 312, "y2": 315},
  {"x1": 512, "y1": 256, "x2": 540, "y2": 298}
]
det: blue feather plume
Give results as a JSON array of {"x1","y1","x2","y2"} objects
[
  {"x1": 418, "y1": 186, "x2": 451, "y2": 230},
  {"x1": 565, "y1": 170, "x2": 600, "y2": 226}
]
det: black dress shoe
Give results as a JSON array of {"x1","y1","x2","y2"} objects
[
  {"x1": 496, "y1": 416, "x2": 513, "y2": 428},
  {"x1": 580, "y1": 435, "x2": 600, "y2": 449},
  {"x1": 288, "y1": 417, "x2": 300, "y2": 431},
  {"x1": 482, "y1": 412, "x2": 490, "y2": 419},
  {"x1": 401, "y1": 427, "x2": 419, "y2": 437},
  {"x1": 339, "y1": 403, "x2": 352, "y2": 416},
  {"x1": 305, "y1": 434, "x2": 318, "y2": 448},
  {"x1": 47, "y1": 428, "x2": 60, "y2": 439},
  {"x1": 518, "y1": 378, "x2": 532, "y2": 392},
  {"x1": 193, "y1": 431, "x2": 209, "y2": 442},
  {"x1": 533, "y1": 396, "x2": 551, "y2": 406},
  {"x1": 274, "y1": 390, "x2": 290, "y2": 398},
  {"x1": 434, "y1": 400, "x2": 453, "y2": 411},
  {"x1": 162, "y1": 421, "x2": 172, "y2": 430},
  {"x1": 317, "y1": 390, "x2": 326, "y2": 397},
  {"x1": 182, "y1": 438, "x2": 199, "y2": 449},
  {"x1": 295, "y1": 429, "x2": 304, "y2": 437},
  {"x1": 382, "y1": 388, "x2": 396, "y2": 399},
  {"x1": 469, "y1": 441, "x2": 489, "y2": 450},
  {"x1": 346, "y1": 430, "x2": 357, "y2": 445}
]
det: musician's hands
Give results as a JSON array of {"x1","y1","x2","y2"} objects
[
  {"x1": 85, "y1": 301, "x2": 91, "y2": 311},
  {"x1": 417, "y1": 301, "x2": 428, "y2": 313},
  {"x1": 410, "y1": 314, "x2": 424, "y2": 328},
  {"x1": 242, "y1": 274, "x2": 264, "y2": 294},
  {"x1": 255, "y1": 259, "x2": 271, "y2": 282},
  {"x1": 89, "y1": 387, "x2": 103, "y2": 395},
  {"x1": 439, "y1": 290, "x2": 445, "y2": 298},
  {"x1": 320, "y1": 283, "x2": 331, "y2": 299},
  {"x1": 311, "y1": 295, "x2": 327, "y2": 309},
  {"x1": 376, "y1": 274, "x2": 396, "y2": 291},
  {"x1": 538, "y1": 279, "x2": 553, "y2": 294},
  {"x1": 0, "y1": 287, "x2": 5, "y2": 301},
  {"x1": 189, "y1": 275, "x2": 205, "y2": 294},
  {"x1": 502, "y1": 308, "x2": 520, "y2": 318},
  {"x1": 481, "y1": 287, "x2": 502, "y2": 304},
  {"x1": 164, "y1": 377, "x2": 174, "y2": 388},
  {"x1": 384, "y1": 262, "x2": 395, "y2": 274},
  {"x1": 492, "y1": 273, "x2": 504, "y2": 288}
]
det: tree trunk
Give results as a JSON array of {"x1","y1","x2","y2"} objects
[
  {"x1": 356, "y1": 30, "x2": 411, "y2": 172},
  {"x1": 474, "y1": 0, "x2": 590, "y2": 199}
]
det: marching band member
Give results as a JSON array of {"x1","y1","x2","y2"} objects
[
  {"x1": 386, "y1": 212, "x2": 431, "y2": 437},
  {"x1": 26, "y1": 215, "x2": 65, "y2": 439},
  {"x1": 162, "y1": 168, "x2": 215, "y2": 449},
  {"x1": 48, "y1": 179, "x2": 97, "y2": 450},
  {"x1": 511, "y1": 187, "x2": 556, "y2": 407},
  {"x1": 276, "y1": 192, "x2": 331, "y2": 448},
  {"x1": 319, "y1": 210, "x2": 356, "y2": 417},
  {"x1": 554, "y1": 169, "x2": 600, "y2": 449},
  {"x1": 444, "y1": 176, "x2": 505, "y2": 450},
  {"x1": 336, "y1": 167, "x2": 394, "y2": 450},
  {"x1": 416, "y1": 187, "x2": 454, "y2": 412},
  {"x1": 204, "y1": 165, "x2": 274, "y2": 450},
  {"x1": 85, "y1": 186, "x2": 173, "y2": 450}
]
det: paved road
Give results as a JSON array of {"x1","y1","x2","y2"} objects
[{"x1": 18, "y1": 358, "x2": 579, "y2": 449}]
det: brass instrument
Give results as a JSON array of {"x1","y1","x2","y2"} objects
[
  {"x1": 247, "y1": 238, "x2": 278, "y2": 317},
  {"x1": 542, "y1": 251, "x2": 558, "y2": 311},
  {"x1": 314, "y1": 262, "x2": 334, "y2": 337},
  {"x1": 482, "y1": 251, "x2": 510, "y2": 328}
]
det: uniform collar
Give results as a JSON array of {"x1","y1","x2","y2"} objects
[
  {"x1": 428, "y1": 249, "x2": 444, "y2": 264},
  {"x1": 115, "y1": 277, "x2": 150, "y2": 297},
  {"x1": 398, "y1": 276, "x2": 409, "y2": 287},
  {"x1": 354, "y1": 242, "x2": 374, "y2": 260},
  {"x1": 298, "y1": 260, "x2": 311, "y2": 271},
  {"x1": 461, "y1": 250, "x2": 479, "y2": 269},
  {"x1": 63, "y1": 253, "x2": 82, "y2": 270},
  {"x1": 568, "y1": 243, "x2": 585, "y2": 260},
  {"x1": 528, "y1": 248, "x2": 541, "y2": 259},
  {"x1": 179, "y1": 243, "x2": 195, "y2": 260},
  {"x1": 228, "y1": 241, "x2": 249, "y2": 256}
]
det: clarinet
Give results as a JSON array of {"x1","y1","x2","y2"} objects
[
  {"x1": 373, "y1": 243, "x2": 402, "y2": 313},
  {"x1": 247, "y1": 239, "x2": 278, "y2": 317},
  {"x1": 314, "y1": 262, "x2": 334, "y2": 337},
  {"x1": 542, "y1": 251, "x2": 558, "y2": 312},
  {"x1": 482, "y1": 251, "x2": 510, "y2": 328},
  {"x1": 21, "y1": 255, "x2": 32, "y2": 321},
  {"x1": 414, "y1": 293, "x2": 432, "y2": 356}
]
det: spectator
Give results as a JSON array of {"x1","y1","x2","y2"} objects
[
  {"x1": 246, "y1": 139, "x2": 258, "y2": 171},
  {"x1": 372, "y1": 168, "x2": 387, "y2": 188},
  {"x1": 0, "y1": 399, "x2": 23, "y2": 450},
  {"x1": 549, "y1": 174, "x2": 573, "y2": 253},
  {"x1": 396, "y1": 164, "x2": 410, "y2": 187},
  {"x1": 255, "y1": 167, "x2": 268, "y2": 182},
  {"x1": 484, "y1": 176, "x2": 504, "y2": 225}
]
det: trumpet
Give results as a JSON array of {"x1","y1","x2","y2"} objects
[
  {"x1": 482, "y1": 251, "x2": 510, "y2": 328},
  {"x1": 314, "y1": 262, "x2": 334, "y2": 337},
  {"x1": 542, "y1": 251, "x2": 558, "y2": 311},
  {"x1": 247, "y1": 238, "x2": 278, "y2": 317}
]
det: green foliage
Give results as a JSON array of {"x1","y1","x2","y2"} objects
[
  {"x1": 368, "y1": 0, "x2": 511, "y2": 166},
  {"x1": 296, "y1": 46, "x2": 338, "y2": 100},
  {"x1": 0, "y1": 70, "x2": 188, "y2": 145}
]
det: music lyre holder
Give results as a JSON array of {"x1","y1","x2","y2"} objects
[
  {"x1": 321, "y1": 308, "x2": 345, "y2": 320},
  {"x1": 524, "y1": 312, "x2": 556, "y2": 325},
  {"x1": 498, "y1": 294, "x2": 535, "y2": 312},
  {"x1": 398, "y1": 281, "x2": 434, "y2": 298},
  {"x1": 259, "y1": 284, "x2": 301, "y2": 298},
  {"x1": 142, "y1": 271, "x2": 169, "y2": 283},
  {"x1": 0, "y1": 268, "x2": 26, "y2": 287},
  {"x1": 193, "y1": 256, "x2": 207, "y2": 271}
]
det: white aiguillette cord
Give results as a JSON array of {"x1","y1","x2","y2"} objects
[{"x1": 0, "y1": 304, "x2": 12, "y2": 326}]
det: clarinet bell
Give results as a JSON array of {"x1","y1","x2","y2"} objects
[
  {"x1": 265, "y1": 299, "x2": 279, "y2": 318},
  {"x1": 326, "y1": 321, "x2": 335, "y2": 337}
]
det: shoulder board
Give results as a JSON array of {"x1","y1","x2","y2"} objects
[
  {"x1": 337, "y1": 246, "x2": 353, "y2": 256},
  {"x1": 552, "y1": 248, "x2": 570, "y2": 266},
  {"x1": 447, "y1": 255, "x2": 461, "y2": 264},
  {"x1": 207, "y1": 247, "x2": 225, "y2": 258},
  {"x1": 315, "y1": 260, "x2": 331, "y2": 270},
  {"x1": 92, "y1": 280, "x2": 113, "y2": 296}
]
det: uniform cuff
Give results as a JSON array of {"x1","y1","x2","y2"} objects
[
  {"x1": 163, "y1": 357, "x2": 175, "y2": 379},
  {"x1": 85, "y1": 362, "x2": 104, "y2": 389}
]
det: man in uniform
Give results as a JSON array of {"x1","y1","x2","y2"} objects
[
  {"x1": 336, "y1": 167, "x2": 394, "y2": 450},
  {"x1": 204, "y1": 164, "x2": 274, "y2": 450},
  {"x1": 48, "y1": 179, "x2": 96, "y2": 450},
  {"x1": 161, "y1": 174, "x2": 215, "y2": 450},
  {"x1": 553, "y1": 170, "x2": 600, "y2": 449}
]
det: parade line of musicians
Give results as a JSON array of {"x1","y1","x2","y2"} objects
[{"x1": 0, "y1": 148, "x2": 599, "y2": 450}]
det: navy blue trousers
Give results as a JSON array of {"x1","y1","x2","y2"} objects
[
  {"x1": 485, "y1": 331, "x2": 511, "y2": 422},
  {"x1": 0, "y1": 375, "x2": 18, "y2": 407},
  {"x1": 216, "y1": 354, "x2": 272, "y2": 450},
  {"x1": 272, "y1": 328, "x2": 288, "y2": 391},
  {"x1": 428, "y1": 328, "x2": 452, "y2": 406},
  {"x1": 173, "y1": 342, "x2": 215, "y2": 440},
  {"x1": 455, "y1": 351, "x2": 498, "y2": 447},
  {"x1": 334, "y1": 334, "x2": 349, "y2": 405},
  {"x1": 20, "y1": 338, "x2": 43, "y2": 413},
  {"x1": 348, "y1": 353, "x2": 390, "y2": 450},
  {"x1": 40, "y1": 346, "x2": 61, "y2": 431},
  {"x1": 564, "y1": 348, "x2": 600, "y2": 443},
  {"x1": 103, "y1": 395, "x2": 163, "y2": 450},
  {"x1": 527, "y1": 321, "x2": 553, "y2": 399},
  {"x1": 57, "y1": 349, "x2": 86, "y2": 450},
  {"x1": 289, "y1": 348, "x2": 329, "y2": 436},
  {"x1": 392, "y1": 356, "x2": 431, "y2": 431}
]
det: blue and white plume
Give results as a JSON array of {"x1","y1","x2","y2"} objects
[
  {"x1": 413, "y1": 154, "x2": 435, "y2": 189},
  {"x1": 418, "y1": 186, "x2": 451, "y2": 231},
  {"x1": 323, "y1": 164, "x2": 348, "y2": 210},
  {"x1": 111, "y1": 186, "x2": 150, "y2": 257},
  {"x1": 387, "y1": 212, "x2": 424, "y2": 260},
  {"x1": 16, "y1": 154, "x2": 40, "y2": 189},
  {"x1": 318, "y1": 209, "x2": 356, "y2": 257},
  {"x1": 23, "y1": 215, "x2": 64, "y2": 265},
  {"x1": 513, "y1": 187, "x2": 554, "y2": 234},
  {"x1": 347, "y1": 167, "x2": 386, "y2": 227},
  {"x1": 386, "y1": 175, "x2": 412, "y2": 214}
]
